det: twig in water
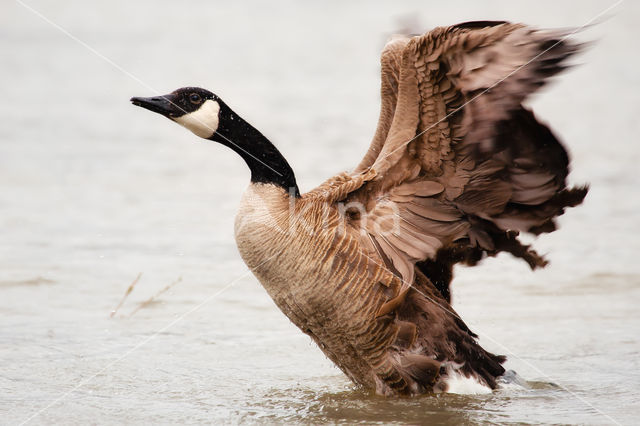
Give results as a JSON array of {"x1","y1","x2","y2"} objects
[
  {"x1": 127, "y1": 276, "x2": 183, "y2": 317},
  {"x1": 110, "y1": 272, "x2": 143, "y2": 318}
]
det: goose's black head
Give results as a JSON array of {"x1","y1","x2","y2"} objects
[
  {"x1": 131, "y1": 87, "x2": 222, "y2": 138},
  {"x1": 132, "y1": 86, "x2": 300, "y2": 195}
]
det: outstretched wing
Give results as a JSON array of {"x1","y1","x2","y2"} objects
[{"x1": 310, "y1": 21, "x2": 587, "y2": 298}]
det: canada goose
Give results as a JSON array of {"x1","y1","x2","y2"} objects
[{"x1": 131, "y1": 21, "x2": 587, "y2": 396}]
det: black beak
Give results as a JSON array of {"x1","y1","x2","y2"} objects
[{"x1": 130, "y1": 94, "x2": 181, "y2": 118}]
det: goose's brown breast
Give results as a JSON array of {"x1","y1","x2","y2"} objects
[{"x1": 234, "y1": 183, "x2": 398, "y2": 389}]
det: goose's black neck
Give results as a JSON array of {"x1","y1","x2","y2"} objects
[{"x1": 210, "y1": 101, "x2": 300, "y2": 197}]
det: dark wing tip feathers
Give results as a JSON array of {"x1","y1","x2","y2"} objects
[{"x1": 451, "y1": 20, "x2": 508, "y2": 30}]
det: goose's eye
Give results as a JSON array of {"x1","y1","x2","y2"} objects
[{"x1": 189, "y1": 93, "x2": 201, "y2": 104}]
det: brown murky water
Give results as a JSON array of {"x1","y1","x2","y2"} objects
[{"x1": 1, "y1": 0, "x2": 639, "y2": 424}]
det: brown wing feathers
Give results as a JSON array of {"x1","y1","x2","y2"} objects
[
  {"x1": 355, "y1": 37, "x2": 409, "y2": 173},
  {"x1": 345, "y1": 22, "x2": 586, "y2": 289},
  {"x1": 368, "y1": 23, "x2": 583, "y2": 391},
  {"x1": 306, "y1": 21, "x2": 586, "y2": 393}
]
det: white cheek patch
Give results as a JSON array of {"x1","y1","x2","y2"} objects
[{"x1": 173, "y1": 99, "x2": 220, "y2": 138}]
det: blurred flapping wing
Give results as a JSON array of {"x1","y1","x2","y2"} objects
[{"x1": 312, "y1": 21, "x2": 587, "y2": 294}]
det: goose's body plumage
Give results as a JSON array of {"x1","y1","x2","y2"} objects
[{"x1": 133, "y1": 21, "x2": 587, "y2": 396}]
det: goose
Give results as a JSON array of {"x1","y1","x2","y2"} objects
[{"x1": 131, "y1": 21, "x2": 587, "y2": 396}]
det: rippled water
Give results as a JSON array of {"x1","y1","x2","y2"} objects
[{"x1": 2, "y1": 0, "x2": 639, "y2": 424}]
